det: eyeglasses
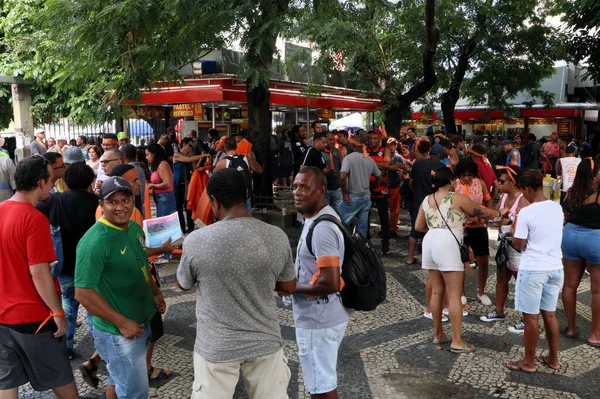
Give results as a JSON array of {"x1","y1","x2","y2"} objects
[{"x1": 100, "y1": 159, "x2": 120, "y2": 165}]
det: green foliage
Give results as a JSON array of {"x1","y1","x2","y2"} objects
[
  {"x1": 558, "y1": 0, "x2": 600, "y2": 83},
  {"x1": 0, "y1": 84, "x2": 12, "y2": 129}
]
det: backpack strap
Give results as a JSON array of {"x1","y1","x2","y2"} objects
[{"x1": 305, "y1": 214, "x2": 347, "y2": 257}]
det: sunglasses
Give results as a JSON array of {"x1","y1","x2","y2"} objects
[{"x1": 100, "y1": 159, "x2": 120, "y2": 165}]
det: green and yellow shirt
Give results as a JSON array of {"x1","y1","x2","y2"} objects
[{"x1": 75, "y1": 218, "x2": 156, "y2": 335}]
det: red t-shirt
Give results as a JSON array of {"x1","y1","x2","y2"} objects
[
  {"x1": 0, "y1": 200, "x2": 58, "y2": 324},
  {"x1": 474, "y1": 157, "x2": 497, "y2": 192}
]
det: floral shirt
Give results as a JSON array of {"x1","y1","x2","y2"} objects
[{"x1": 422, "y1": 192, "x2": 466, "y2": 230}]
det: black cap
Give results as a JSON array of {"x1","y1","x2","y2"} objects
[{"x1": 100, "y1": 176, "x2": 133, "y2": 200}]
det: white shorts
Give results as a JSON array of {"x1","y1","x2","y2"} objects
[{"x1": 422, "y1": 228, "x2": 465, "y2": 272}]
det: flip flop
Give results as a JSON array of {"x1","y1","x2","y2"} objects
[
  {"x1": 561, "y1": 327, "x2": 579, "y2": 339},
  {"x1": 406, "y1": 258, "x2": 420, "y2": 265},
  {"x1": 450, "y1": 343, "x2": 476, "y2": 354},
  {"x1": 506, "y1": 361, "x2": 536, "y2": 373},
  {"x1": 432, "y1": 335, "x2": 451, "y2": 345},
  {"x1": 535, "y1": 356, "x2": 560, "y2": 370},
  {"x1": 587, "y1": 340, "x2": 600, "y2": 348},
  {"x1": 148, "y1": 366, "x2": 172, "y2": 382},
  {"x1": 78, "y1": 359, "x2": 99, "y2": 389}
]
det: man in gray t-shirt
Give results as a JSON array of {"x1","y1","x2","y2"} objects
[
  {"x1": 339, "y1": 139, "x2": 382, "y2": 237},
  {"x1": 177, "y1": 168, "x2": 295, "y2": 398},
  {"x1": 29, "y1": 129, "x2": 48, "y2": 156}
]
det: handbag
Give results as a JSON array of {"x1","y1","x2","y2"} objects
[{"x1": 432, "y1": 193, "x2": 470, "y2": 264}]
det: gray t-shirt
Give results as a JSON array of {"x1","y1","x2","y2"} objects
[
  {"x1": 177, "y1": 217, "x2": 295, "y2": 362},
  {"x1": 292, "y1": 206, "x2": 351, "y2": 329},
  {"x1": 340, "y1": 151, "x2": 381, "y2": 195},
  {"x1": 29, "y1": 141, "x2": 47, "y2": 156}
]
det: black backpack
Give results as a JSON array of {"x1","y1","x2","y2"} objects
[
  {"x1": 226, "y1": 155, "x2": 253, "y2": 196},
  {"x1": 306, "y1": 214, "x2": 387, "y2": 311}
]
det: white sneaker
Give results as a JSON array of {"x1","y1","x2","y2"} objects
[
  {"x1": 154, "y1": 258, "x2": 169, "y2": 264},
  {"x1": 423, "y1": 311, "x2": 448, "y2": 323},
  {"x1": 477, "y1": 294, "x2": 492, "y2": 306},
  {"x1": 442, "y1": 308, "x2": 469, "y2": 317},
  {"x1": 508, "y1": 320, "x2": 525, "y2": 334},
  {"x1": 461, "y1": 296, "x2": 467, "y2": 305}
]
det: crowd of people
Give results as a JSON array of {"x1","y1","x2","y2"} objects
[{"x1": 0, "y1": 124, "x2": 599, "y2": 399}]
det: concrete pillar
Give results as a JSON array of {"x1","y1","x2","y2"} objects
[{"x1": 11, "y1": 83, "x2": 33, "y2": 159}]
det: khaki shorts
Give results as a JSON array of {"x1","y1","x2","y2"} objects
[{"x1": 191, "y1": 348, "x2": 290, "y2": 399}]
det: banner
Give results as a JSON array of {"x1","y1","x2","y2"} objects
[
  {"x1": 173, "y1": 104, "x2": 204, "y2": 119},
  {"x1": 317, "y1": 108, "x2": 335, "y2": 119}
]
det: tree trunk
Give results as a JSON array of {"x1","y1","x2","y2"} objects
[
  {"x1": 246, "y1": 81, "x2": 273, "y2": 201},
  {"x1": 441, "y1": 38, "x2": 477, "y2": 136},
  {"x1": 390, "y1": 0, "x2": 439, "y2": 126}
]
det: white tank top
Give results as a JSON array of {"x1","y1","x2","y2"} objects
[{"x1": 560, "y1": 157, "x2": 581, "y2": 192}]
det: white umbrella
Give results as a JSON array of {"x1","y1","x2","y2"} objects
[{"x1": 329, "y1": 113, "x2": 364, "y2": 130}]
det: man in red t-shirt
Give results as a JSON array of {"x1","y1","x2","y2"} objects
[{"x1": 0, "y1": 156, "x2": 79, "y2": 398}]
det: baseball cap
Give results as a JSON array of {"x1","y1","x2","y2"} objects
[
  {"x1": 57, "y1": 136, "x2": 68, "y2": 142},
  {"x1": 430, "y1": 143, "x2": 444, "y2": 156},
  {"x1": 100, "y1": 176, "x2": 133, "y2": 200},
  {"x1": 500, "y1": 139, "x2": 512, "y2": 147},
  {"x1": 117, "y1": 131, "x2": 129, "y2": 140},
  {"x1": 34, "y1": 128, "x2": 45, "y2": 135},
  {"x1": 63, "y1": 146, "x2": 86, "y2": 164},
  {"x1": 439, "y1": 138, "x2": 452, "y2": 149}
]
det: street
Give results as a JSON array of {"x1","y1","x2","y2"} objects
[{"x1": 19, "y1": 214, "x2": 599, "y2": 399}]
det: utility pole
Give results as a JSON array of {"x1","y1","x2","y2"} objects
[{"x1": 1, "y1": 76, "x2": 35, "y2": 160}]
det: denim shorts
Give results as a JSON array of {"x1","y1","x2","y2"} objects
[
  {"x1": 515, "y1": 269, "x2": 564, "y2": 315},
  {"x1": 562, "y1": 223, "x2": 600, "y2": 264},
  {"x1": 296, "y1": 321, "x2": 347, "y2": 395},
  {"x1": 92, "y1": 324, "x2": 152, "y2": 398}
]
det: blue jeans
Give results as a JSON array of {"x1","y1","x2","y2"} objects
[
  {"x1": 246, "y1": 198, "x2": 253, "y2": 216},
  {"x1": 562, "y1": 223, "x2": 600, "y2": 263},
  {"x1": 339, "y1": 193, "x2": 371, "y2": 238},
  {"x1": 326, "y1": 188, "x2": 343, "y2": 214},
  {"x1": 296, "y1": 321, "x2": 348, "y2": 394},
  {"x1": 58, "y1": 275, "x2": 78, "y2": 351},
  {"x1": 92, "y1": 325, "x2": 152, "y2": 399},
  {"x1": 153, "y1": 191, "x2": 176, "y2": 217},
  {"x1": 515, "y1": 269, "x2": 564, "y2": 315}
]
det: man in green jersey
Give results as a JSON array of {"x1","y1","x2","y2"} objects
[{"x1": 75, "y1": 177, "x2": 165, "y2": 399}]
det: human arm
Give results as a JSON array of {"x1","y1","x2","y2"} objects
[
  {"x1": 481, "y1": 179, "x2": 493, "y2": 208},
  {"x1": 275, "y1": 242, "x2": 297, "y2": 295},
  {"x1": 173, "y1": 152, "x2": 209, "y2": 164},
  {"x1": 375, "y1": 147, "x2": 391, "y2": 170},
  {"x1": 338, "y1": 146, "x2": 347, "y2": 163},
  {"x1": 146, "y1": 238, "x2": 176, "y2": 257},
  {"x1": 340, "y1": 171, "x2": 351, "y2": 204},
  {"x1": 490, "y1": 179, "x2": 499, "y2": 199},
  {"x1": 30, "y1": 263, "x2": 67, "y2": 337},
  {"x1": 176, "y1": 243, "x2": 197, "y2": 291},
  {"x1": 453, "y1": 193, "x2": 501, "y2": 220},
  {"x1": 149, "y1": 274, "x2": 166, "y2": 314},
  {"x1": 511, "y1": 208, "x2": 529, "y2": 251},
  {"x1": 415, "y1": 200, "x2": 428, "y2": 233},
  {"x1": 75, "y1": 288, "x2": 143, "y2": 338},
  {"x1": 247, "y1": 151, "x2": 263, "y2": 174}
]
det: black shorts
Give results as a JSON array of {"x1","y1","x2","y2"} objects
[
  {"x1": 0, "y1": 324, "x2": 74, "y2": 391},
  {"x1": 150, "y1": 311, "x2": 164, "y2": 343},
  {"x1": 464, "y1": 227, "x2": 490, "y2": 257}
]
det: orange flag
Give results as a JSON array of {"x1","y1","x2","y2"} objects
[{"x1": 187, "y1": 168, "x2": 214, "y2": 226}]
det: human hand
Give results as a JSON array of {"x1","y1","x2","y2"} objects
[
  {"x1": 161, "y1": 238, "x2": 176, "y2": 254},
  {"x1": 343, "y1": 195, "x2": 352, "y2": 204},
  {"x1": 155, "y1": 293, "x2": 167, "y2": 314},
  {"x1": 118, "y1": 318, "x2": 144, "y2": 339},
  {"x1": 53, "y1": 315, "x2": 68, "y2": 338}
]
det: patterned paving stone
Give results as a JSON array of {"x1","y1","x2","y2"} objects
[{"x1": 17, "y1": 213, "x2": 600, "y2": 398}]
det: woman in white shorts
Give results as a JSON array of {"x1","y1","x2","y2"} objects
[
  {"x1": 416, "y1": 167, "x2": 502, "y2": 353},
  {"x1": 480, "y1": 166, "x2": 530, "y2": 331}
]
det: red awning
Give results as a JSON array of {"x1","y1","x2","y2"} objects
[
  {"x1": 412, "y1": 108, "x2": 583, "y2": 120},
  {"x1": 140, "y1": 78, "x2": 383, "y2": 111}
]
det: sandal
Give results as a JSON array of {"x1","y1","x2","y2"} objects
[
  {"x1": 586, "y1": 340, "x2": 600, "y2": 348},
  {"x1": 432, "y1": 335, "x2": 451, "y2": 345},
  {"x1": 561, "y1": 326, "x2": 579, "y2": 339},
  {"x1": 78, "y1": 359, "x2": 99, "y2": 389},
  {"x1": 506, "y1": 360, "x2": 536, "y2": 373},
  {"x1": 148, "y1": 366, "x2": 172, "y2": 382},
  {"x1": 535, "y1": 355, "x2": 560, "y2": 370},
  {"x1": 406, "y1": 258, "x2": 420, "y2": 265},
  {"x1": 450, "y1": 343, "x2": 476, "y2": 354}
]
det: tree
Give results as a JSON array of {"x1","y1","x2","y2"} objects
[
  {"x1": 559, "y1": 0, "x2": 600, "y2": 83},
  {"x1": 298, "y1": 0, "x2": 439, "y2": 137},
  {"x1": 433, "y1": 0, "x2": 559, "y2": 136}
]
